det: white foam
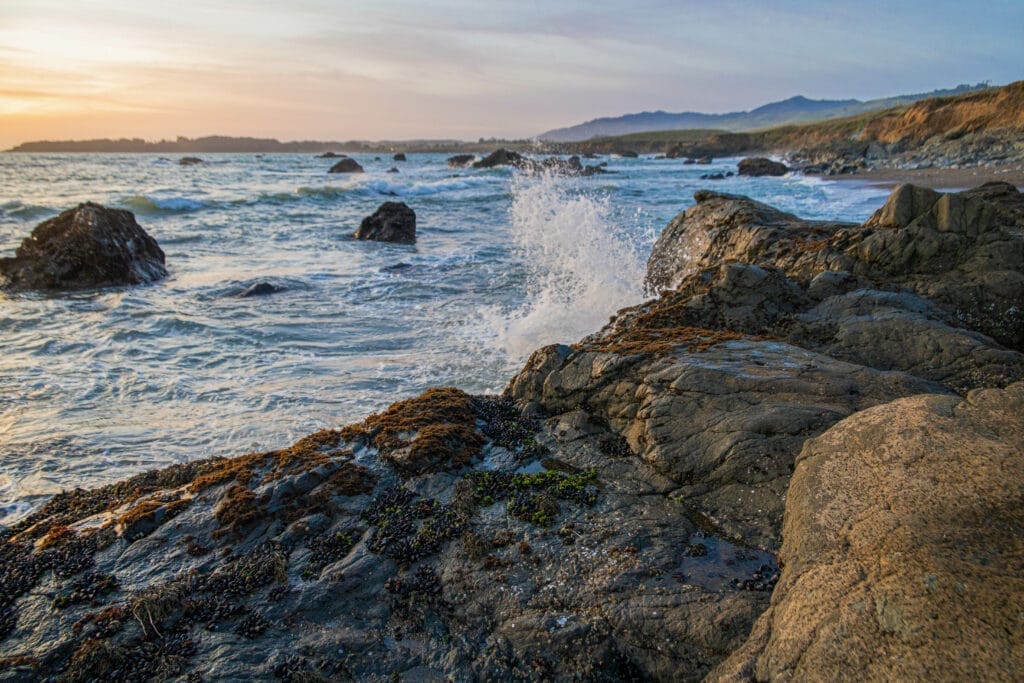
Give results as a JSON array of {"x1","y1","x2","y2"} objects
[{"x1": 484, "y1": 174, "x2": 649, "y2": 359}]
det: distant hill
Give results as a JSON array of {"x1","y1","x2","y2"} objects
[
  {"x1": 6, "y1": 136, "x2": 365, "y2": 154},
  {"x1": 4, "y1": 135, "x2": 537, "y2": 154},
  {"x1": 556, "y1": 80, "x2": 1024, "y2": 158},
  {"x1": 538, "y1": 83, "x2": 993, "y2": 142}
]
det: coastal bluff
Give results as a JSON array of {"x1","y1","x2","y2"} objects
[{"x1": 0, "y1": 184, "x2": 1021, "y2": 681}]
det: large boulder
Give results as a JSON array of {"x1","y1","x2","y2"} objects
[
  {"x1": 353, "y1": 201, "x2": 416, "y2": 244},
  {"x1": 737, "y1": 157, "x2": 788, "y2": 177},
  {"x1": 328, "y1": 158, "x2": 364, "y2": 173},
  {"x1": 712, "y1": 382, "x2": 1024, "y2": 681},
  {"x1": 0, "y1": 202, "x2": 167, "y2": 290}
]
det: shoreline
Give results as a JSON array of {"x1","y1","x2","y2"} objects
[{"x1": 811, "y1": 164, "x2": 1024, "y2": 190}]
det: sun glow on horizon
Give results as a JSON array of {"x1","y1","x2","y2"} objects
[{"x1": 1, "y1": 0, "x2": 1022, "y2": 148}]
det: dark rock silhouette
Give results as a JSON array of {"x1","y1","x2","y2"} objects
[
  {"x1": 354, "y1": 202, "x2": 416, "y2": 244},
  {"x1": 0, "y1": 202, "x2": 167, "y2": 290},
  {"x1": 328, "y1": 158, "x2": 364, "y2": 173},
  {"x1": 737, "y1": 157, "x2": 788, "y2": 176}
]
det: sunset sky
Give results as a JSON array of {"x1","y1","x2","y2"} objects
[{"x1": 2, "y1": 0, "x2": 1022, "y2": 148}]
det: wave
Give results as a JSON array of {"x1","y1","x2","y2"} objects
[
  {"x1": 119, "y1": 194, "x2": 206, "y2": 214},
  {"x1": 0, "y1": 200, "x2": 55, "y2": 222},
  {"x1": 481, "y1": 175, "x2": 650, "y2": 359}
]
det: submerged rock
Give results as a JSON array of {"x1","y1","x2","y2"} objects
[
  {"x1": 239, "y1": 282, "x2": 283, "y2": 298},
  {"x1": 737, "y1": 157, "x2": 788, "y2": 176},
  {"x1": 328, "y1": 158, "x2": 364, "y2": 173},
  {"x1": 353, "y1": 201, "x2": 416, "y2": 244},
  {"x1": 0, "y1": 202, "x2": 167, "y2": 290},
  {"x1": 317, "y1": 151, "x2": 346, "y2": 158}
]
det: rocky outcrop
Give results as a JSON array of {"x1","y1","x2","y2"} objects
[
  {"x1": 317, "y1": 152, "x2": 345, "y2": 158},
  {"x1": 0, "y1": 202, "x2": 167, "y2": 290},
  {"x1": 178, "y1": 157, "x2": 203, "y2": 166},
  {"x1": 712, "y1": 382, "x2": 1024, "y2": 681},
  {"x1": 473, "y1": 149, "x2": 526, "y2": 169},
  {"x1": 471, "y1": 149, "x2": 607, "y2": 176},
  {"x1": 645, "y1": 183, "x2": 1024, "y2": 352},
  {"x1": 328, "y1": 158, "x2": 364, "y2": 173},
  {"x1": 737, "y1": 158, "x2": 787, "y2": 177},
  {"x1": 392, "y1": 153, "x2": 406, "y2": 161},
  {"x1": 447, "y1": 154, "x2": 476, "y2": 168},
  {"x1": 353, "y1": 201, "x2": 416, "y2": 244}
]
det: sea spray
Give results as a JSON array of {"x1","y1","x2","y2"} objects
[{"x1": 485, "y1": 174, "x2": 650, "y2": 359}]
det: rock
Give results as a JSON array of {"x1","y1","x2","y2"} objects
[
  {"x1": 711, "y1": 382, "x2": 1024, "y2": 681},
  {"x1": 700, "y1": 172, "x2": 726, "y2": 180},
  {"x1": 644, "y1": 184, "x2": 1024, "y2": 352},
  {"x1": 178, "y1": 157, "x2": 203, "y2": 166},
  {"x1": 447, "y1": 154, "x2": 476, "y2": 168},
  {"x1": 317, "y1": 152, "x2": 346, "y2": 158},
  {"x1": 472, "y1": 149, "x2": 526, "y2": 169},
  {"x1": 328, "y1": 158, "x2": 364, "y2": 173},
  {"x1": 695, "y1": 156, "x2": 713, "y2": 164},
  {"x1": 392, "y1": 153, "x2": 406, "y2": 161},
  {"x1": 683, "y1": 158, "x2": 697, "y2": 165},
  {"x1": 0, "y1": 202, "x2": 167, "y2": 290},
  {"x1": 386, "y1": 167, "x2": 400, "y2": 173},
  {"x1": 619, "y1": 151, "x2": 639, "y2": 158},
  {"x1": 353, "y1": 201, "x2": 416, "y2": 244},
  {"x1": 737, "y1": 157, "x2": 788, "y2": 177},
  {"x1": 240, "y1": 282, "x2": 283, "y2": 298}
]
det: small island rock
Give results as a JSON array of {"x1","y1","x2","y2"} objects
[
  {"x1": 179, "y1": 157, "x2": 203, "y2": 166},
  {"x1": 737, "y1": 157, "x2": 789, "y2": 177},
  {"x1": 354, "y1": 201, "x2": 416, "y2": 244},
  {"x1": 328, "y1": 158, "x2": 364, "y2": 173}
]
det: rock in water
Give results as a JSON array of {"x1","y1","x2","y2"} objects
[
  {"x1": 473, "y1": 149, "x2": 526, "y2": 168},
  {"x1": 393, "y1": 153, "x2": 406, "y2": 161},
  {"x1": 240, "y1": 282, "x2": 283, "y2": 298},
  {"x1": 328, "y1": 158, "x2": 364, "y2": 173},
  {"x1": 737, "y1": 157, "x2": 788, "y2": 176},
  {"x1": 178, "y1": 157, "x2": 203, "y2": 166},
  {"x1": 0, "y1": 202, "x2": 167, "y2": 290},
  {"x1": 317, "y1": 151, "x2": 345, "y2": 158},
  {"x1": 447, "y1": 154, "x2": 475, "y2": 168},
  {"x1": 354, "y1": 201, "x2": 416, "y2": 243},
  {"x1": 619, "y1": 150, "x2": 639, "y2": 158}
]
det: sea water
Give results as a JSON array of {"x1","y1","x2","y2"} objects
[{"x1": 0, "y1": 152, "x2": 892, "y2": 524}]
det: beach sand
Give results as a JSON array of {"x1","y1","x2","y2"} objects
[{"x1": 820, "y1": 165, "x2": 1024, "y2": 190}]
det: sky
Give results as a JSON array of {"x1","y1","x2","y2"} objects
[{"x1": 1, "y1": 0, "x2": 1022, "y2": 147}]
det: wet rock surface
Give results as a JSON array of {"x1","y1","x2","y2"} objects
[
  {"x1": 2, "y1": 183, "x2": 1022, "y2": 680},
  {"x1": 353, "y1": 201, "x2": 416, "y2": 244},
  {"x1": 0, "y1": 202, "x2": 167, "y2": 291}
]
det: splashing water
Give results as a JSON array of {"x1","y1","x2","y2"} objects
[{"x1": 486, "y1": 174, "x2": 651, "y2": 358}]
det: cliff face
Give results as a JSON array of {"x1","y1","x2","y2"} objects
[
  {"x1": 859, "y1": 81, "x2": 1024, "y2": 144},
  {"x1": 0, "y1": 184, "x2": 1022, "y2": 681}
]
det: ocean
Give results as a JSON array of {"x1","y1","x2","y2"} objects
[{"x1": 0, "y1": 152, "x2": 892, "y2": 525}]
